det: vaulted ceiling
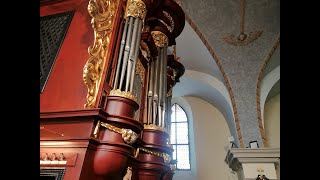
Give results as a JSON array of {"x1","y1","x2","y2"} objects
[{"x1": 172, "y1": 0, "x2": 280, "y2": 147}]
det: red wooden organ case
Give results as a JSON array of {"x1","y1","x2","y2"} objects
[{"x1": 40, "y1": 0, "x2": 185, "y2": 179}]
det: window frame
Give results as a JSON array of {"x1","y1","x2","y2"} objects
[{"x1": 170, "y1": 103, "x2": 191, "y2": 171}]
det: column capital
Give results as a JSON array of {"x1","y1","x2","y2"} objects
[{"x1": 225, "y1": 148, "x2": 280, "y2": 179}]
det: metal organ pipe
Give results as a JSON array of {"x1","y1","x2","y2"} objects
[
  {"x1": 129, "y1": 19, "x2": 143, "y2": 92},
  {"x1": 113, "y1": 19, "x2": 129, "y2": 89},
  {"x1": 125, "y1": 17, "x2": 140, "y2": 91},
  {"x1": 119, "y1": 16, "x2": 134, "y2": 90}
]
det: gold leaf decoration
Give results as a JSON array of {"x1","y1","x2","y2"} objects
[{"x1": 83, "y1": 0, "x2": 118, "y2": 108}]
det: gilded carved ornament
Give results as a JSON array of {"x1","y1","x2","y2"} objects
[
  {"x1": 151, "y1": 31, "x2": 168, "y2": 48},
  {"x1": 135, "y1": 59, "x2": 145, "y2": 86},
  {"x1": 125, "y1": 0, "x2": 147, "y2": 20},
  {"x1": 144, "y1": 124, "x2": 167, "y2": 133},
  {"x1": 140, "y1": 41, "x2": 150, "y2": 60},
  {"x1": 100, "y1": 122, "x2": 138, "y2": 144},
  {"x1": 83, "y1": 0, "x2": 118, "y2": 108},
  {"x1": 139, "y1": 147, "x2": 171, "y2": 164},
  {"x1": 109, "y1": 89, "x2": 138, "y2": 103}
]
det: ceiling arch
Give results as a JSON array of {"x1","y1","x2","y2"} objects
[
  {"x1": 260, "y1": 65, "x2": 280, "y2": 128},
  {"x1": 173, "y1": 70, "x2": 239, "y2": 145}
]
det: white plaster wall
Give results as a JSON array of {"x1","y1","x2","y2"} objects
[
  {"x1": 172, "y1": 96, "x2": 238, "y2": 180},
  {"x1": 260, "y1": 66, "x2": 280, "y2": 128},
  {"x1": 264, "y1": 94, "x2": 280, "y2": 148},
  {"x1": 264, "y1": 94, "x2": 280, "y2": 179}
]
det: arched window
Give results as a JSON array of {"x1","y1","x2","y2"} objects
[{"x1": 170, "y1": 103, "x2": 191, "y2": 170}]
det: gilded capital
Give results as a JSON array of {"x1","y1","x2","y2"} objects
[
  {"x1": 125, "y1": 0, "x2": 147, "y2": 20},
  {"x1": 109, "y1": 89, "x2": 138, "y2": 103},
  {"x1": 151, "y1": 31, "x2": 168, "y2": 48},
  {"x1": 144, "y1": 124, "x2": 167, "y2": 133}
]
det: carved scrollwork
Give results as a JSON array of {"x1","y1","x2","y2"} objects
[
  {"x1": 100, "y1": 122, "x2": 138, "y2": 144},
  {"x1": 109, "y1": 89, "x2": 138, "y2": 103},
  {"x1": 135, "y1": 59, "x2": 145, "y2": 86},
  {"x1": 122, "y1": 128, "x2": 138, "y2": 144},
  {"x1": 144, "y1": 124, "x2": 167, "y2": 133},
  {"x1": 83, "y1": 0, "x2": 118, "y2": 108},
  {"x1": 139, "y1": 147, "x2": 171, "y2": 164},
  {"x1": 125, "y1": 0, "x2": 147, "y2": 20},
  {"x1": 151, "y1": 31, "x2": 168, "y2": 48},
  {"x1": 140, "y1": 41, "x2": 150, "y2": 60}
]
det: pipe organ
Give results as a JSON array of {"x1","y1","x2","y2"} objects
[{"x1": 40, "y1": 0, "x2": 185, "y2": 179}]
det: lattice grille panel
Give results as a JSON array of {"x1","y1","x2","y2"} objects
[{"x1": 40, "y1": 10, "x2": 74, "y2": 92}]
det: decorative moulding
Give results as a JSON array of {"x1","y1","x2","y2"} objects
[{"x1": 225, "y1": 148, "x2": 280, "y2": 171}]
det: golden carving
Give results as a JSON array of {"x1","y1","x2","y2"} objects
[
  {"x1": 83, "y1": 0, "x2": 118, "y2": 108},
  {"x1": 123, "y1": 167, "x2": 133, "y2": 180},
  {"x1": 100, "y1": 122, "x2": 138, "y2": 144},
  {"x1": 125, "y1": 0, "x2": 147, "y2": 20},
  {"x1": 139, "y1": 147, "x2": 171, "y2": 164},
  {"x1": 109, "y1": 89, "x2": 138, "y2": 103},
  {"x1": 140, "y1": 41, "x2": 150, "y2": 60},
  {"x1": 144, "y1": 124, "x2": 167, "y2": 133},
  {"x1": 135, "y1": 59, "x2": 145, "y2": 86},
  {"x1": 161, "y1": 11, "x2": 174, "y2": 33},
  {"x1": 93, "y1": 120, "x2": 101, "y2": 138},
  {"x1": 151, "y1": 31, "x2": 168, "y2": 48},
  {"x1": 173, "y1": 45, "x2": 181, "y2": 62}
]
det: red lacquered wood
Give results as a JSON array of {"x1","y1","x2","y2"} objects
[
  {"x1": 40, "y1": 0, "x2": 123, "y2": 112},
  {"x1": 142, "y1": 129, "x2": 169, "y2": 146},
  {"x1": 40, "y1": 0, "x2": 93, "y2": 112},
  {"x1": 137, "y1": 153, "x2": 164, "y2": 164},
  {"x1": 93, "y1": 141, "x2": 134, "y2": 179},
  {"x1": 106, "y1": 96, "x2": 139, "y2": 118},
  {"x1": 40, "y1": 139, "x2": 91, "y2": 180},
  {"x1": 162, "y1": 170, "x2": 174, "y2": 180}
]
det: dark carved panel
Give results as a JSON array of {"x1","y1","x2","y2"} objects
[
  {"x1": 40, "y1": 10, "x2": 75, "y2": 92},
  {"x1": 40, "y1": 167, "x2": 66, "y2": 180}
]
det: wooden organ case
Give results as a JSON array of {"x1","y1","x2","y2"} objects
[{"x1": 40, "y1": 0, "x2": 185, "y2": 179}]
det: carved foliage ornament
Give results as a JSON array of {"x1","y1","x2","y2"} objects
[
  {"x1": 109, "y1": 89, "x2": 138, "y2": 103},
  {"x1": 100, "y1": 122, "x2": 138, "y2": 144},
  {"x1": 151, "y1": 31, "x2": 168, "y2": 48},
  {"x1": 83, "y1": 0, "x2": 118, "y2": 108},
  {"x1": 139, "y1": 147, "x2": 171, "y2": 164},
  {"x1": 125, "y1": 0, "x2": 147, "y2": 20},
  {"x1": 135, "y1": 58, "x2": 145, "y2": 86},
  {"x1": 140, "y1": 41, "x2": 150, "y2": 60},
  {"x1": 144, "y1": 124, "x2": 167, "y2": 133}
]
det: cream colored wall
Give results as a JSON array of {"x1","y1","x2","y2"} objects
[
  {"x1": 264, "y1": 94, "x2": 280, "y2": 148},
  {"x1": 173, "y1": 96, "x2": 237, "y2": 180},
  {"x1": 264, "y1": 93, "x2": 280, "y2": 179}
]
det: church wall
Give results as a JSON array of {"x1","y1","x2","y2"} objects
[
  {"x1": 264, "y1": 93, "x2": 280, "y2": 180},
  {"x1": 264, "y1": 94, "x2": 280, "y2": 148},
  {"x1": 173, "y1": 96, "x2": 238, "y2": 180}
]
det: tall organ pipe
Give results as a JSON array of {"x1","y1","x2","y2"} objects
[
  {"x1": 113, "y1": 19, "x2": 129, "y2": 89},
  {"x1": 119, "y1": 16, "x2": 134, "y2": 90}
]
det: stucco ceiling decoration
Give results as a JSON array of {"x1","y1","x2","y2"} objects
[{"x1": 222, "y1": 0, "x2": 262, "y2": 46}]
